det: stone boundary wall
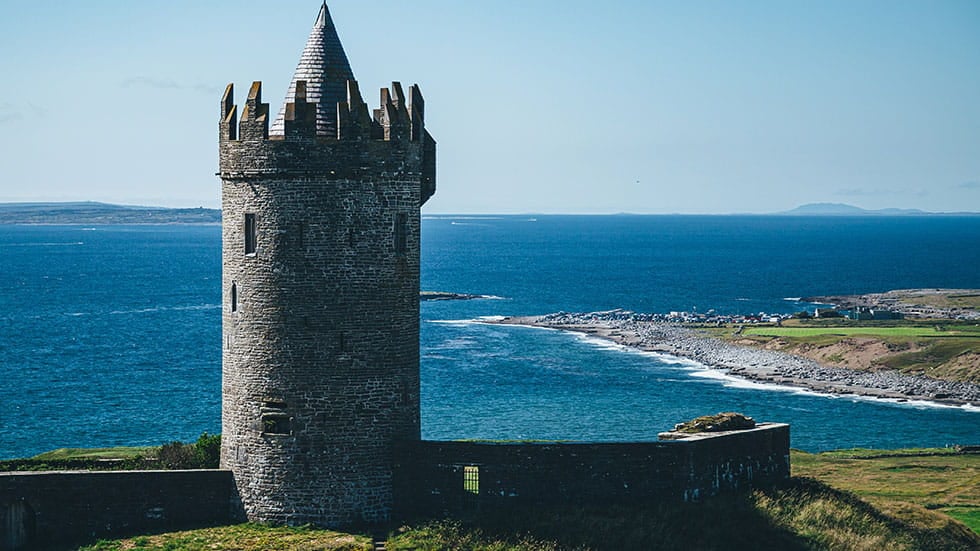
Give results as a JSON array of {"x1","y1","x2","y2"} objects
[
  {"x1": 0, "y1": 425, "x2": 789, "y2": 547},
  {"x1": 395, "y1": 424, "x2": 790, "y2": 517},
  {"x1": 0, "y1": 469, "x2": 233, "y2": 550}
]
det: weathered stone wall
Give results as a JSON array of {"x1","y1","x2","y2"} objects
[
  {"x1": 0, "y1": 426, "x2": 789, "y2": 547},
  {"x1": 219, "y1": 80, "x2": 433, "y2": 527},
  {"x1": 395, "y1": 424, "x2": 790, "y2": 517},
  {"x1": 0, "y1": 470, "x2": 232, "y2": 551}
]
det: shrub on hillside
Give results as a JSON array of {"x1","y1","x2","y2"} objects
[
  {"x1": 194, "y1": 432, "x2": 221, "y2": 468},
  {"x1": 157, "y1": 433, "x2": 221, "y2": 469},
  {"x1": 158, "y1": 441, "x2": 196, "y2": 469}
]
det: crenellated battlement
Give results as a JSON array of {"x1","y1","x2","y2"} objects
[
  {"x1": 220, "y1": 80, "x2": 428, "y2": 144},
  {"x1": 219, "y1": 79, "x2": 436, "y2": 205}
]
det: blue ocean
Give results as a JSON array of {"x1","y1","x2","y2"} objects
[{"x1": 1, "y1": 216, "x2": 979, "y2": 459}]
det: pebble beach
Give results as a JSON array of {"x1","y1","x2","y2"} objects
[{"x1": 495, "y1": 311, "x2": 980, "y2": 408}]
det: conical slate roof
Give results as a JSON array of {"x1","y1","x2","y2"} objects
[{"x1": 270, "y1": 2, "x2": 355, "y2": 137}]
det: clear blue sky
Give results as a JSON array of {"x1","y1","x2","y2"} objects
[{"x1": 1, "y1": 0, "x2": 978, "y2": 214}]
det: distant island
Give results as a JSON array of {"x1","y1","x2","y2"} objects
[
  {"x1": 420, "y1": 291, "x2": 497, "y2": 301},
  {"x1": 0, "y1": 202, "x2": 221, "y2": 224},
  {"x1": 779, "y1": 203, "x2": 978, "y2": 216},
  {"x1": 3, "y1": 201, "x2": 977, "y2": 224}
]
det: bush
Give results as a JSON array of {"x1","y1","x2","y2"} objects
[
  {"x1": 157, "y1": 441, "x2": 196, "y2": 469},
  {"x1": 157, "y1": 433, "x2": 221, "y2": 469},
  {"x1": 194, "y1": 432, "x2": 221, "y2": 468}
]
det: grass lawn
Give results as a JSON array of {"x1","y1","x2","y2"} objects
[
  {"x1": 791, "y1": 448, "x2": 980, "y2": 534},
  {"x1": 742, "y1": 326, "x2": 973, "y2": 338},
  {"x1": 30, "y1": 447, "x2": 157, "y2": 460},
  {"x1": 79, "y1": 524, "x2": 371, "y2": 551}
]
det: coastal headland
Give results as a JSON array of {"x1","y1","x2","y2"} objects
[
  {"x1": 491, "y1": 311, "x2": 980, "y2": 407},
  {"x1": 803, "y1": 288, "x2": 980, "y2": 320},
  {"x1": 0, "y1": 201, "x2": 221, "y2": 224}
]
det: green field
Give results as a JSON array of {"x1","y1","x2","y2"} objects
[
  {"x1": 704, "y1": 320, "x2": 980, "y2": 383},
  {"x1": 30, "y1": 447, "x2": 156, "y2": 461},
  {"x1": 742, "y1": 325, "x2": 976, "y2": 339},
  {"x1": 792, "y1": 448, "x2": 980, "y2": 534}
]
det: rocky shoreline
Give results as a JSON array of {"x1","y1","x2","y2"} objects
[{"x1": 493, "y1": 311, "x2": 980, "y2": 408}]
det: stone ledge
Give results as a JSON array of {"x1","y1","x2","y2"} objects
[{"x1": 658, "y1": 422, "x2": 790, "y2": 442}]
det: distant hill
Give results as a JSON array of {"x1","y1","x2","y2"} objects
[
  {"x1": 779, "y1": 203, "x2": 977, "y2": 216},
  {"x1": 0, "y1": 202, "x2": 221, "y2": 224}
]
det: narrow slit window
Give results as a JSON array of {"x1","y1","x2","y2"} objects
[
  {"x1": 262, "y1": 414, "x2": 291, "y2": 435},
  {"x1": 231, "y1": 282, "x2": 238, "y2": 312},
  {"x1": 244, "y1": 213, "x2": 257, "y2": 255},
  {"x1": 394, "y1": 213, "x2": 407, "y2": 255},
  {"x1": 463, "y1": 465, "x2": 480, "y2": 495},
  {"x1": 261, "y1": 401, "x2": 291, "y2": 435}
]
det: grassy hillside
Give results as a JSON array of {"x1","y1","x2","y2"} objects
[
  {"x1": 79, "y1": 449, "x2": 980, "y2": 551},
  {"x1": 705, "y1": 319, "x2": 980, "y2": 383},
  {"x1": 792, "y1": 448, "x2": 980, "y2": 535},
  {"x1": 385, "y1": 477, "x2": 979, "y2": 550}
]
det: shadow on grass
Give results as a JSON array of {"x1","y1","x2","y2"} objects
[
  {"x1": 389, "y1": 478, "x2": 980, "y2": 551},
  {"x1": 391, "y1": 485, "x2": 807, "y2": 551}
]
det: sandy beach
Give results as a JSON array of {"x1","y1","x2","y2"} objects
[{"x1": 492, "y1": 311, "x2": 980, "y2": 408}]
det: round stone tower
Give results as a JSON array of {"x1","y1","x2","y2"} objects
[{"x1": 218, "y1": 2, "x2": 435, "y2": 526}]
